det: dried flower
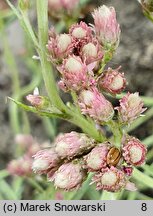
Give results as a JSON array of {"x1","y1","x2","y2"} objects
[
  {"x1": 50, "y1": 161, "x2": 86, "y2": 190},
  {"x1": 84, "y1": 143, "x2": 109, "y2": 171},
  {"x1": 32, "y1": 149, "x2": 60, "y2": 174},
  {"x1": 116, "y1": 92, "x2": 146, "y2": 124},
  {"x1": 55, "y1": 132, "x2": 95, "y2": 159},
  {"x1": 92, "y1": 5, "x2": 120, "y2": 47},
  {"x1": 78, "y1": 87, "x2": 114, "y2": 123},
  {"x1": 122, "y1": 136, "x2": 147, "y2": 166},
  {"x1": 98, "y1": 67, "x2": 126, "y2": 94},
  {"x1": 92, "y1": 166, "x2": 126, "y2": 192}
]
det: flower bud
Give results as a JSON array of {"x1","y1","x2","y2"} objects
[
  {"x1": 58, "y1": 56, "x2": 93, "y2": 91},
  {"x1": 92, "y1": 5, "x2": 120, "y2": 48},
  {"x1": 78, "y1": 87, "x2": 114, "y2": 123},
  {"x1": 115, "y1": 92, "x2": 146, "y2": 124},
  {"x1": 55, "y1": 132, "x2": 95, "y2": 159},
  {"x1": 92, "y1": 167, "x2": 126, "y2": 192},
  {"x1": 51, "y1": 161, "x2": 86, "y2": 190},
  {"x1": 122, "y1": 166, "x2": 133, "y2": 176},
  {"x1": 98, "y1": 67, "x2": 126, "y2": 94},
  {"x1": 84, "y1": 143, "x2": 109, "y2": 171},
  {"x1": 26, "y1": 94, "x2": 50, "y2": 109},
  {"x1": 32, "y1": 149, "x2": 60, "y2": 174},
  {"x1": 122, "y1": 136, "x2": 147, "y2": 166},
  {"x1": 7, "y1": 157, "x2": 32, "y2": 176}
]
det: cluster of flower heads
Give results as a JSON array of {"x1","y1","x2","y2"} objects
[
  {"x1": 32, "y1": 132, "x2": 146, "y2": 192},
  {"x1": 30, "y1": 5, "x2": 147, "y2": 192},
  {"x1": 48, "y1": 0, "x2": 80, "y2": 12}
]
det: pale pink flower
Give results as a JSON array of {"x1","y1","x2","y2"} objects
[
  {"x1": 78, "y1": 87, "x2": 114, "y2": 123},
  {"x1": 58, "y1": 55, "x2": 94, "y2": 91},
  {"x1": 27, "y1": 143, "x2": 41, "y2": 158},
  {"x1": 92, "y1": 5, "x2": 120, "y2": 47},
  {"x1": 55, "y1": 132, "x2": 95, "y2": 159},
  {"x1": 7, "y1": 156, "x2": 32, "y2": 176},
  {"x1": 50, "y1": 161, "x2": 86, "y2": 190},
  {"x1": 32, "y1": 149, "x2": 60, "y2": 174},
  {"x1": 92, "y1": 166, "x2": 126, "y2": 192},
  {"x1": 69, "y1": 21, "x2": 92, "y2": 41},
  {"x1": 80, "y1": 39, "x2": 103, "y2": 65},
  {"x1": 48, "y1": 0, "x2": 62, "y2": 11},
  {"x1": 98, "y1": 67, "x2": 126, "y2": 94},
  {"x1": 15, "y1": 134, "x2": 34, "y2": 150},
  {"x1": 26, "y1": 94, "x2": 49, "y2": 109},
  {"x1": 48, "y1": 33, "x2": 72, "y2": 61},
  {"x1": 116, "y1": 92, "x2": 146, "y2": 124},
  {"x1": 61, "y1": 0, "x2": 80, "y2": 10},
  {"x1": 84, "y1": 143, "x2": 109, "y2": 171},
  {"x1": 122, "y1": 136, "x2": 147, "y2": 166}
]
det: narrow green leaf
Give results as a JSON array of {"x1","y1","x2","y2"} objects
[
  {"x1": 0, "y1": 180, "x2": 18, "y2": 200},
  {"x1": 133, "y1": 168, "x2": 153, "y2": 189},
  {"x1": 0, "y1": 170, "x2": 10, "y2": 180},
  {"x1": 8, "y1": 97, "x2": 68, "y2": 119}
]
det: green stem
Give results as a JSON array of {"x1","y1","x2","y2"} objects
[
  {"x1": 142, "y1": 134, "x2": 153, "y2": 147},
  {"x1": 36, "y1": 0, "x2": 67, "y2": 112},
  {"x1": 26, "y1": 178, "x2": 44, "y2": 193},
  {"x1": 100, "y1": 190, "x2": 121, "y2": 200},
  {"x1": 133, "y1": 168, "x2": 153, "y2": 189},
  {"x1": 107, "y1": 120, "x2": 123, "y2": 148}
]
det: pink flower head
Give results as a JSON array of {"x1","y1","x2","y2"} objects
[
  {"x1": 122, "y1": 136, "x2": 147, "y2": 166},
  {"x1": 32, "y1": 149, "x2": 60, "y2": 174},
  {"x1": 78, "y1": 87, "x2": 114, "y2": 123},
  {"x1": 48, "y1": 0, "x2": 62, "y2": 11},
  {"x1": 80, "y1": 39, "x2": 104, "y2": 65},
  {"x1": 61, "y1": 0, "x2": 80, "y2": 11},
  {"x1": 116, "y1": 92, "x2": 146, "y2": 124},
  {"x1": 58, "y1": 55, "x2": 94, "y2": 91},
  {"x1": 48, "y1": 33, "x2": 72, "y2": 61},
  {"x1": 50, "y1": 161, "x2": 86, "y2": 190},
  {"x1": 92, "y1": 166, "x2": 126, "y2": 192},
  {"x1": 27, "y1": 143, "x2": 41, "y2": 158},
  {"x1": 84, "y1": 143, "x2": 109, "y2": 171},
  {"x1": 55, "y1": 132, "x2": 95, "y2": 159},
  {"x1": 92, "y1": 5, "x2": 120, "y2": 47},
  {"x1": 98, "y1": 67, "x2": 126, "y2": 94},
  {"x1": 26, "y1": 94, "x2": 49, "y2": 109},
  {"x1": 70, "y1": 21, "x2": 92, "y2": 41},
  {"x1": 7, "y1": 156, "x2": 32, "y2": 176},
  {"x1": 15, "y1": 134, "x2": 34, "y2": 150}
]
